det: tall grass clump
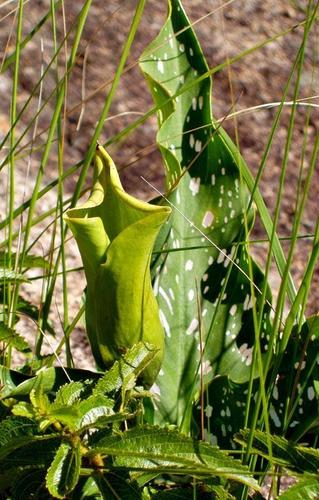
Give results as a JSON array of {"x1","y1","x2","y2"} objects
[{"x1": 0, "y1": 0, "x2": 319, "y2": 498}]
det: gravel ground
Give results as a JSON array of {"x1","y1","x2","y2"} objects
[{"x1": 0, "y1": 0, "x2": 318, "y2": 367}]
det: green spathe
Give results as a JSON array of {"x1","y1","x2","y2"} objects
[{"x1": 65, "y1": 145, "x2": 171, "y2": 386}]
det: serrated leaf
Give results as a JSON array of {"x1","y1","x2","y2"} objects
[
  {"x1": 1, "y1": 436, "x2": 61, "y2": 468},
  {"x1": 11, "y1": 401, "x2": 36, "y2": 419},
  {"x1": 0, "y1": 365, "x2": 100, "y2": 399},
  {"x1": 0, "y1": 416, "x2": 37, "y2": 455},
  {"x1": 89, "y1": 426, "x2": 259, "y2": 490},
  {"x1": 47, "y1": 382, "x2": 105, "y2": 430},
  {"x1": 139, "y1": 0, "x2": 272, "y2": 427},
  {"x1": 0, "y1": 291, "x2": 41, "y2": 327},
  {"x1": 0, "y1": 323, "x2": 31, "y2": 352},
  {"x1": 47, "y1": 406, "x2": 81, "y2": 429},
  {"x1": 54, "y1": 381, "x2": 87, "y2": 406},
  {"x1": 93, "y1": 342, "x2": 158, "y2": 396},
  {"x1": 30, "y1": 383, "x2": 50, "y2": 412},
  {"x1": 0, "y1": 268, "x2": 30, "y2": 283},
  {"x1": 0, "y1": 416, "x2": 59, "y2": 464},
  {"x1": 46, "y1": 441, "x2": 81, "y2": 499},
  {"x1": 77, "y1": 394, "x2": 114, "y2": 430}
]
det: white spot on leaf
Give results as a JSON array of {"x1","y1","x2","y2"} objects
[
  {"x1": 230, "y1": 304, "x2": 237, "y2": 316},
  {"x1": 189, "y1": 177, "x2": 200, "y2": 195},
  {"x1": 185, "y1": 259, "x2": 194, "y2": 271},
  {"x1": 159, "y1": 309, "x2": 171, "y2": 337},
  {"x1": 150, "y1": 383, "x2": 161, "y2": 398},
  {"x1": 158, "y1": 286, "x2": 174, "y2": 314},
  {"x1": 202, "y1": 360, "x2": 212, "y2": 375},
  {"x1": 217, "y1": 250, "x2": 226, "y2": 264},
  {"x1": 205, "y1": 404, "x2": 213, "y2": 418},
  {"x1": 186, "y1": 318, "x2": 199, "y2": 335},
  {"x1": 307, "y1": 386, "x2": 315, "y2": 400},
  {"x1": 157, "y1": 60, "x2": 164, "y2": 74},
  {"x1": 153, "y1": 275, "x2": 160, "y2": 296},
  {"x1": 269, "y1": 404, "x2": 281, "y2": 428},
  {"x1": 202, "y1": 211, "x2": 214, "y2": 228}
]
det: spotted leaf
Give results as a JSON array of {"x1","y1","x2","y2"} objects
[
  {"x1": 140, "y1": 0, "x2": 272, "y2": 426},
  {"x1": 270, "y1": 315, "x2": 319, "y2": 441},
  {"x1": 194, "y1": 316, "x2": 319, "y2": 447}
]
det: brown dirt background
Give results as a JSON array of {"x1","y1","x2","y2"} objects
[{"x1": 0, "y1": 0, "x2": 318, "y2": 369}]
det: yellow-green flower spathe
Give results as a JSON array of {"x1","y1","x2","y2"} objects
[{"x1": 65, "y1": 145, "x2": 171, "y2": 386}]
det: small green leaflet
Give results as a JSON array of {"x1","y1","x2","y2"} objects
[{"x1": 0, "y1": 323, "x2": 31, "y2": 353}]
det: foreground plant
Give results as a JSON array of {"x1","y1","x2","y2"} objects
[{"x1": 0, "y1": 344, "x2": 259, "y2": 499}]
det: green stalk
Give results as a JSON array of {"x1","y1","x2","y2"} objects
[
  {"x1": 279, "y1": 136, "x2": 319, "y2": 354},
  {"x1": 242, "y1": 3, "x2": 319, "y2": 487},
  {"x1": 51, "y1": 0, "x2": 72, "y2": 365},
  {"x1": 6, "y1": 0, "x2": 24, "y2": 338},
  {"x1": 283, "y1": 224, "x2": 319, "y2": 435},
  {"x1": 243, "y1": 0, "x2": 318, "y2": 468}
]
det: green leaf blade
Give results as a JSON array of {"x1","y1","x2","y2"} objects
[
  {"x1": 140, "y1": 0, "x2": 271, "y2": 430},
  {"x1": 90, "y1": 426, "x2": 259, "y2": 491},
  {"x1": 46, "y1": 441, "x2": 81, "y2": 499}
]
